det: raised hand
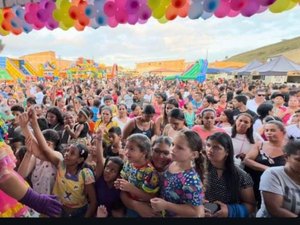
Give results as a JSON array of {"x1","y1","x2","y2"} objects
[{"x1": 18, "y1": 113, "x2": 30, "y2": 128}]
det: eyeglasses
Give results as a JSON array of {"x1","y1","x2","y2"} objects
[
  {"x1": 153, "y1": 149, "x2": 170, "y2": 157},
  {"x1": 257, "y1": 94, "x2": 266, "y2": 97}
]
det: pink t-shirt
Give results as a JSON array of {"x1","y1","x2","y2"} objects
[{"x1": 192, "y1": 125, "x2": 226, "y2": 141}]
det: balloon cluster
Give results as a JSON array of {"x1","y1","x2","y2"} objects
[
  {"x1": 103, "y1": 0, "x2": 151, "y2": 27},
  {"x1": 0, "y1": 0, "x2": 299, "y2": 35}
]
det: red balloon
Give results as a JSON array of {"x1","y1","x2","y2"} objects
[
  {"x1": 171, "y1": 0, "x2": 187, "y2": 8},
  {"x1": 166, "y1": 6, "x2": 178, "y2": 20}
]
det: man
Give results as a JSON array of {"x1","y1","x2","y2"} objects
[
  {"x1": 246, "y1": 89, "x2": 266, "y2": 113},
  {"x1": 232, "y1": 95, "x2": 258, "y2": 121},
  {"x1": 7, "y1": 104, "x2": 25, "y2": 142},
  {"x1": 124, "y1": 89, "x2": 134, "y2": 112},
  {"x1": 133, "y1": 87, "x2": 144, "y2": 108},
  {"x1": 279, "y1": 84, "x2": 290, "y2": 105}
]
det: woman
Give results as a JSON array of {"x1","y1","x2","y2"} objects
[
  {"x1": 112, "y1": 103, "x2": 130, "y2": 132},
  {"x1": 224, "y1": 113, "x2": 263, "y2": 168},
  {"x1": 94, "y1": 106, "x2": 119, "y2": 146},
  {"x1": 162, "y1": 108, "x2": 188, "y2": 140},
  {"x1": 244, "y1": 120, "x2": 287, "y2": 208},
  {"x1": 256, "y1": 140, "x2": 300, "y2": 217},
  {"x1": 196, "y1": 96, "x2": 216, "y2": 115},
  {"x1": 153, "y1": 92, "x2": 167, "y2": 121},
  {"x1": 216, "y1": 109, "x2": 234, "y2": 128},
  {"x1": 120, "y1": 136, "x2": 173, "y2": 217},
  {"x1": 192, "y1": 108, "x2": 225, "y2": 141},
  {"x1": 122, "y1": 104, "x2": 156, "y2": 140},
  {"x1": 45, "y1": 107, "x2": 64, "y2": 134},
  {"x1": 216, "y1": 94, "x2": 227, "y2": 117},
  {"x1": 154, "y1": 98, "x2": 179, "y2": 136},
  {"x1": 281, "y1": 95, "x2": 300, "y2": 125},
  {"x1": 175, "y1": 91, "x2": 185, "y2": 109},
  {"x1": 204, "y1": 132, "x2": 256, "y2": 218}
]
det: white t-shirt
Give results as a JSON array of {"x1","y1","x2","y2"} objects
[
  {"x1": 246, "y1": 99, "x2": 260, "y2": 113},
  {"x1": 286, "y1": 124, "x2": 300, "y2": 140},
  {"x1": 35, "y1": 91, "x2": 44, "y2": 105},
  {"x1": 224, "y1": 127, "x2": 264, "y2": 168},
  {"x1": 256, "y1": 166, "x2": 300, "y2": 217}
]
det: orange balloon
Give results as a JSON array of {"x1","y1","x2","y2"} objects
[
  {"x1": 177, "y1": 1, "x2": 189, "y2": 17},
  {"x1": 166, "y1": 6, "x2": 178, "y2": 20}
]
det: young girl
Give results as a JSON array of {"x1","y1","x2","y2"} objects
[
  {"x1": 93, "y1": 129, "x2": 125, "y2": 217},
  {"x1": 150, "y1": 130, "x2": 205, "y2": 217},
  {"x1": 184, "y1": 102, "x2": 196, "y2": 128},
  {"x1": 23, "y1": 108, "x2": 97, "y2": 217},
  {"x1": 65, "y1": 107, "x2": 90, "y2": 145},
  {"x1": 114, "y1": 133, "x2": 160, "y2": 217}
]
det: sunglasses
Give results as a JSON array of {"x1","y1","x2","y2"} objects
[{"x1": 257, "y1": 94, "x2": 266, "y2": 97}]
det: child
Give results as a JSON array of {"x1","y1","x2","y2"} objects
[
  {"x1": 150, "y1": 130, "x2": 205, "y2": 217},
  {"x1": 114, "y1": 133, "x2": 160, "y2": 217},
  {"x1": 129, "y1": 103, "x2": 142, "y2": 118},
  {"x1": 105, "y1": 126, "x2": 124, "y2": 158},
  {"x1": 184, "y1": 102, "x2": 196, "y2": 128},
  {"x1": 23, "y1": 108, "x2": 97, "y2": 217},
  {"x1": 93, "y1": 129, "x2": 125, "y2": 217},
  {"x1": 65, "y1": 107, "x2": 90, "y2": 145}
]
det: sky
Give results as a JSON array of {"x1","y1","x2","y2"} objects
[{"x1": 1, "y1": 6, "x2": 300, "y2": 69}]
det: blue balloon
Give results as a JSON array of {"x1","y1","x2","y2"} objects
[
  {"x1": 188, "y1": 1, "x2": 204, "y2": 19},
  {"x1": 201, "y1": 11, "x2": 213, "y2": 20},
  {"x1": 203, "y1": 0, "x2": 220, "y2": 13}
]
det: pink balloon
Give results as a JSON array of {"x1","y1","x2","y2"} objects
[
  {"x1": 230, "y1": 0, "x2": 246, "y2": 11},
  {"x1": 241, "y1": 0, "x2": 260, "y2": 17},
  {"x1": 257, "y1": 0, "x2": 276, "y2": 6},
  {"x1": 257, "y1": 4, "x2": 268, "y2": 13},
  {"x1": 128, "y1": 14, "x2": 139, "y2": 24},
  {"x1": 115, "y1": 8, "x2": 128, "y2": 23},
  {"x1": 214, "y1": 0, "x2": 230, "y2": 18},
  {"x1": 107, "y1": 16, "x2": 118, "y2": 27},
  {"x1": 227, "y1": 9, "x2": 240, "y2": 17},
  {"x1": 104, "y1": 1, "x2": 116, "y2": 17},
  {"x1": 138, "y1": 18, "x2": 147, "y2": 24}
]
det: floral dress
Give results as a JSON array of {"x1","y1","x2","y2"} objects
[{"x1": 160, "y1": 167, "x2": 204, "y2": 217}]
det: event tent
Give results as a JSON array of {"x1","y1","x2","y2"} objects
[
  {"x1": 251, "y1": 55, "x2": 300, "y2": 76},
  {"x1": 233, "y1": 60, "x2": 263, "y2": 75}
]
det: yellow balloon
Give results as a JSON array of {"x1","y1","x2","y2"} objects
[
  {"x1": 158, "y1": 15, "x2": 168, "y2": 24},
  {"x1": 269, "y1": 0, "x2": 292, "y2": 13},
  {"x1": 0, "y1": 10, "x2": 10, "y2": 36},
  {"x1": 286, "y1": 0, "x2": 297, "y2": 10},
  {"x1": 148, "y1": 0, "x2": 160, "y2": 9},
  {"x1": 152, "y1": 7, "x2": 165, "y2": 19}
]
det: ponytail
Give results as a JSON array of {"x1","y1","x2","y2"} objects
[{"x1": 194, "y1": 151, "x2": 207, "y2": 191}]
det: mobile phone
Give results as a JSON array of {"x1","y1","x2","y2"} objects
[{"x1": 204, "y1": 202, "x2": 220, "y2": 214}]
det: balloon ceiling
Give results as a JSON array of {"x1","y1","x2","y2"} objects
[{"x1": 0, "y1": 0, "x2": 299, "y2": 36}]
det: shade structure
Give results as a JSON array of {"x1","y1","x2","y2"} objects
[
  {"x1": 233, "y1": 60, "x2": 263, "y2": 75},
  {"x1": 251, "y1": 55, "x2": 300, "y2": 76}
]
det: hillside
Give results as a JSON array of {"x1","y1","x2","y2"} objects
[{"x1": 227, "y1": 36, "x2": 300, "y2": 64}]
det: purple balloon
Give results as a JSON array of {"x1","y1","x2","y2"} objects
[
  {"x1": 241, "y1": 0, "x2": 260, "y2": 17},
  {"x1": 126, "y1": 0, "x2": 140, "y2": 14},
  {"x1": 138, "y1": 5, "x2": 152, "y2": 20},
  {"x1": 257, "y1": 0, "x2": 276, "y2": 6},
  {"x1": 37, "y1": 9, "x2": 48, "y2": 22}
]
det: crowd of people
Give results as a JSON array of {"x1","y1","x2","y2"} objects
[{"x1": 0, "y1": 76, "x2": 299, "y2": 218}]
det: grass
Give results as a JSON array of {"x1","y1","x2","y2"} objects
[{"x1": 227, "y1": 36, "x2": 300, "y2": 63}]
